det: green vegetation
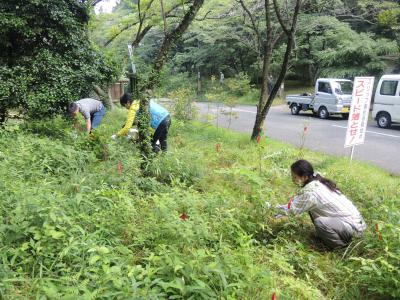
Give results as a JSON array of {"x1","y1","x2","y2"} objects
[
  {"x1": 92, "y1": 0, "x2": 400, "y2": 91},
  {"x1": 0, "y1": 0, "x2": 116, "y2": 123},
  {"x1": 294, "y1": 15, "x2": 398, "y2": 82},
  {"x1": 0, "y1": 111, "x2": 399, "y2": 299},
  {"x1": 156, "y1": 72, "x2": 294, "y2": 106},
  {"x1": 1, "y1": 0, "x2": 400, "y2": 298}
]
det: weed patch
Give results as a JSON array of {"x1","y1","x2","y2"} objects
[{"x1": 0, "y1": 111, "x2": 399, "y2": 299}]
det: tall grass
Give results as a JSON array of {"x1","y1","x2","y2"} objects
[{"x1": 0, "y1": 110, "x2": 398, "y2": 299}]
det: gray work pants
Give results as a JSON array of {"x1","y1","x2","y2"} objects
[{"x1": 314, "y1": 217, "x2": 354, "y2": 249}]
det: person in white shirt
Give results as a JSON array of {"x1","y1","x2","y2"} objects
[
  {"x1": 277, "y1": 159, "x2": 366, "y2": 249},
  {"x1": 69, "y1": 98, "x2": 105, "y2": 133}
]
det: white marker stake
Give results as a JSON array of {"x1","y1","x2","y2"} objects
[
  {"x1": 127, "y1": 44, "x2": 136, "y2": 74},
  {"x1": 350, "y1": 145, "x2": 355, "y2": 163}
]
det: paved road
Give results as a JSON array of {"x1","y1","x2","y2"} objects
[{"x1": 195, "y1": 102, "x2": 400, "y2": 175}]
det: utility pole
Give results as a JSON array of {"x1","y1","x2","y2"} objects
[{"x1": 197, "y1": 39, "x2": 201, "y2": 94}]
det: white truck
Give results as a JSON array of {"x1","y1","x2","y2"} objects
[
  {"x1": 286, "y1": 78, "x2": 353, "y2": 119},
  {"x1": 372, "y1": 74, "x2": 400, "y2": 128}
]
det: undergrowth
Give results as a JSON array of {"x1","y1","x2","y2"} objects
[{"x1": 0, "y1": 110, "x2": 398, "y2": 299}]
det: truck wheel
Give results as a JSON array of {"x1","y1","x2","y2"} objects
[
  {"x1": 341, "y1": 113, "x2": 349, "y2": 120},
  {"x1": 377, "y1": 112, "x2": 391, "y2": 128},
  {"x1": 290, "y1": 104, "x2": 300, "y2": 115},
  {"x1": 318, "y1": 107, "x2": 329, "y2": 119}
]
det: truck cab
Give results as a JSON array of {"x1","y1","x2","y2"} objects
[
  {"x1": 312, "y1": 78, "x2": 353, "y2": 119},
  {"x1": 372, "y1": 74, "x2": 400, "y2": 128}
]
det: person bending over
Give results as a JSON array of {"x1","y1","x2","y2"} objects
[
  {"x1": 277, "y1": 159, "x2": 366, "y2": 249},
  {"x1": 69, "y1": 98, "x2": 106, "y2": 133},
  {"x1": 112, "y1": 93, "x2": 171, "y2": 152}
]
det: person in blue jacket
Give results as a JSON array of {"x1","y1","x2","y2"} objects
[{"x1": 112, "y1": 93, "x2": 171, "y2": 152}]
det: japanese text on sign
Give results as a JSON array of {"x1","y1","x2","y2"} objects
[{"x1": 344, "y1": 77, "x2": 375, "y2": 147}]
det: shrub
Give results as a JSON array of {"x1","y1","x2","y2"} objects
[
  {"x1": 21, "y1": 116, "x2": 72, "y2": 140},
  {"x1": 168, "y1": 87, "x2": 197, "y2": 121},
  {"x1": 225, "y1": 72, "x2": 251, "y2": 96},
  {"x1": 0, "y1": 0, "x2": 116, "y2": 122},
  {"x1": 155, "y1": 71, "x2": 195, "y2": 97}
]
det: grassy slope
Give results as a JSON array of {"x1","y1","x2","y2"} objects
[
  {"x1": 0, "y1": 109, "x2": 399, "y2": 299},
  {"x1": 235, "y1": 86, "x2": 314, "y2": 106},
  {"x1": 159, "y1": 75, "x2": 313, "y2": 107}
]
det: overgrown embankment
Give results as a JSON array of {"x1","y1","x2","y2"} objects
[{"x1": 0, "y1": 110, "x2": 399, "y2": 299}]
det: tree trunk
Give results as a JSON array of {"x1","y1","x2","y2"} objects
[
  {"x1": 159, "y1": 0, "x2": 167, "y2": 34},
  {"x1": 138, "y1": 0, "x2": 204, "y2": 162},
  {"x1": 252, "y1": 53, "x2": 271, "y2": 139},
  {"x1": 132, "y1": 26, "x2": 152, "y2": 48},
  {"x1": 251, "y1": 0, "x2": 273, "y2": 139},
  {"x1": 0, "y1": 107, "x2": 7, "y2": 125},
  {"x1": 137, "y1": 95, "x2": 153, "y2": 168},
  {"x1": 306, "y1": 33, "x2": 313, "y2": 85},
  {"x1": 93, "y1": 84, "x2": 113, "y2": 110},
  {"x1": 252, "y1": 34, "x2": 295, "y2": 139},
  {"x1": 251, "y1": 0, "x2": 302, "y2": 140},
  {"x1": 144, "y1": 0, "x2": 204, "y2": 90}
]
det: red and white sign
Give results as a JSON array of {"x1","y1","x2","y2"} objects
[{"x1": 344, "y1": 77, "x2": 375, "y2": 147}]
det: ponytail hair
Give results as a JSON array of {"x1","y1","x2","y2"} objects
[{"x1": 291, "y1": 160, "x2": 340, "y2": 193}]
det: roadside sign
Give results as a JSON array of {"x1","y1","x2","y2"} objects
[{"x1": 345, "y1": 77, "x2": 375, "y2": 148}]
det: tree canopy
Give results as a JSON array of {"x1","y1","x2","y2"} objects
[
  {"x1": 1, "y1": 0, "x2": 399, "y2": 123},
  {"x1": 91, "y1": 0, "x2": 399, "y2": 86},
  {"x1": 0, "y1": 0, "x2": 116, "y2": 123}
]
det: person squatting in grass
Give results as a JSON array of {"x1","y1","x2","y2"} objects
[
  {"x1": 277, "y1": 159, "x2": 366, "y2": 249},
  {"x1": 69, "y1": 98, "x2": 106, "y2": 133},
  {"x1": 112, "y1": 93, "x2": 171, "y2": 152}
]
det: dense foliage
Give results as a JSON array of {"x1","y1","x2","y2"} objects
[
  {"x1": 0, "y1": 111, "x2": 399, "y2": 299},
  {"x1": 92, "y1": 0, "x2": 400, "y2": 88},
  {"x1": 1, "y1": 1, "x2": 399, "y2": 298},
  {"x1": 0, "y1": 0, "x2": 116, "y2": 122},
  {"x1": 293, "y1": 15, "x2": 398, "y2": 83}
]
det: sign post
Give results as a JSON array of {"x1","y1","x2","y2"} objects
[
  {"x1": 344, "y1": 77, "x2": 375, "y2": 162},
  {"x1": 127, "y1": 44, "x2": 136, "y2": 75},
  {"x1": 127, "y1": 44, "x2": 138, "y2": 98}
]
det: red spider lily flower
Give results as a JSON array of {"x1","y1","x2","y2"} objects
[
  {"x1": 272, "y1": 292, "x2": 277, "y2": 300},
  {"x1": 117, "y1": 161, "x2": 123, "y2": 174},
  {"x1": 256, "y1": 135, "x2": 261, "y2": 144},
  {"x1": 215, "y1": 143, "x2": 221, "y2": 152},
  {"x1": 287, "y1": 197, "x2": 294, "y2": 209},
  {"x1": 180, "y1": 212, "x2": 189, "y2": 221}
]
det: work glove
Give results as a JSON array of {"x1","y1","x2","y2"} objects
[
  {"x1": 129, "y1": 128, "x2": 139, "y2": 134},
  {"x1": 276, "y1": 204, "x2": 289, "y2": 214},
  {"x1": 263, "y1": 201, "x2": 272, "y2": 209},
  {"x1": 274, "y1": 204, "x2": 289, "y2": 219},
  {"x1": 277, "y1": 204, "x2": 289, "y2": 211},
  {"x1": 127, "y1": 128, "x2": 139, "y2": 140}
]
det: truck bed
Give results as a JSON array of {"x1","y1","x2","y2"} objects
[{"x1": 286, "y1": 94, "x2": 314, "y2": 105}]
